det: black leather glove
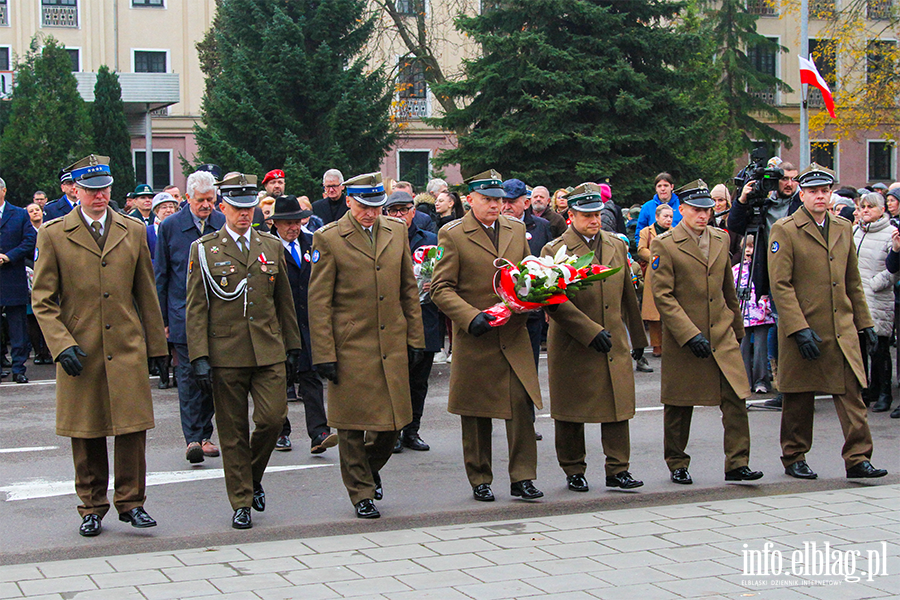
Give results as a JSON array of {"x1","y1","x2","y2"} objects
[
  {"x1": 862, "y1": 327, "x2": 878, "y2": 357},
  {"x1": 57, "y1": 345, "x2": 86, "y2": 377},
  {"x1": 286, "y1": 349, "x2": 302, "y2": 384},
  {"x1": 408, "y1": 346, "x2": 425, "y2": 369},
  {"x1": 191, "y1": 357, "x2": 213, "y2": 396},
  {"x1": 315, "y1": 362, "x2": 338, "y2": 384},
  {"x1": 468, "y1": 312, "x2": 496, "y2": 337},
  {"x1": 686, "y1": 334, "x2": 711, "y2": 358},
  {"x1": 631, "y1": 347, "x2": 644, "y2": 361},
  {"x1": 793, "y1": 327, "x2": 822, "y2": 361},
  {"x1": 150, "y1": 355, "x2": 169, "y2": 385},
  {"x1": 589, "y1": 330, "x2": 612, "y2": 353}
]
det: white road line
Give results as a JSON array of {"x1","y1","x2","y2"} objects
[
  {"x1": 0, "y1": 463, "x2": 333, "y2": 501},
  {"x1": 0, "y1": 446, "x2": 60, "y2": 454}
]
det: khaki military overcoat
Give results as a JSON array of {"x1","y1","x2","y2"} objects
[
  {"x1": 542, "y1": 228, "x2": 647, "y2": 423},
  {"x1": 32, "y1": 208, "x2": 167, "y2": 438},
  {"x1": 186, "y1": 227, "x2": 301, "y2": 368},
  {"x1": 650, "y1": 221, "x2": 750, "y2": 405},
  {"x1": 637, "y1": 225, "x2": 661, "y2": 321},
  {"x1": 431, "y1": 212, "x2": 542, "y2": 418},
  {"x1": 308, "y1": 213, "x2": 425, "y2": 431},
  {"x1": 768, "y1": 209, "x2": 873, "y2": 393}
]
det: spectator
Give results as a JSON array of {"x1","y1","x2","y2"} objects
[
  {"x1": 163, "y1": 185, "x2": 182, "y2": 203},
  {"x1": 426, "y1": 178, "x2": 449, "y2": 198},
  {"x1": 637, "y1": 203, "x2": 673, "y2": 360},
  {"x1": 261, "y1": 169, "x2": 285, "y2": 198},
  {"x1": 435, "y1": 191, "x2": 464, "y2": 228},
  {"x1": 0, "y1": 177, "x2": 37, "y2": 383},
  {"x1": 26, "y1": 203, "x2": 43, "y2": 232},
  {"x1": 711, "y1": 184, "x2": 730, "y2": 228},
  {"x1": 32, "y1": 191, "x2": 48, "y2": 210},
  {"x1": 634, "y1": 172, "x2": 681, "y2": 245},
  {"x1": 598, "y1": 183, "x2": 618, "y2": 233},
  {"x1": 312, "y1": 169, "x2": 349, "y2": 225},
  {"x1": 24, "y1": 203, "x2": 51, "y2": 366},
  {"x1": 733, "y1": 235, "x2": 774, "y2": 393},
  {"x1": 147, "y1": 192, "x2": 178, "y2": 262},
  {"x1": 885, "y1": 187, "x2": 899, "y2": 219},
  {"x1": 394, "y1": 181, "x2": 414, "y2": 195},
  {"x1": 625, "y1": 205, "x2": 641, "y2": 254},
  {"x1": 872, "y1": 182, "x2": 888, "y2": 200},
  {"x1": 529, "y1": 185, "x2": 566, "y2": 238},
  {"x1": 129, "y1": 184, "x2": 156, "y2": 226},
  {"x1": 413, "y1": 193, "x2": 439, "y2": 233},
  {"x1": 832, "y1": 195, "x2": 857, "y2": 222},
  {"x1": 43, "y1": 170, "x2": 77, "y2": 220},
  {"x1": 853, "y1": 192, "x2": 897, "y2": 413},
  {"x1": 552, "y1": 188, "x2": 569, "y2": 215}
]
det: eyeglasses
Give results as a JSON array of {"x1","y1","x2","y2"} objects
[
  {"x1": 386, "y1": 206, "x2": 412, "y2": 216},
  {"x1": 323, "y1": 184, "x2": 341, "y2": 190}
]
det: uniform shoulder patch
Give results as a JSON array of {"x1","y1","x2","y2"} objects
[
  {"x1": 311, "y1": 249, "x2": 321, "y2": 263},
  {"x1": 44, "y1": 216, "x2": 65, "y2": 227},
  {"x1": 651, "y1": 255, "x2": 660, "y2": 270},
  {"x1": 656, "y1": 230, "x2": 673, "y2": 240},
  {"x1": 443, "y1": 219, "x2": 462, "y2": 231},
  {"x1": 198, "y1": 231, "x2": 218, "y2": 242},
  {"x1": 319, "y1": 221, "x2": 338, "y2": 232},
  {"x1": 770, "y1": 240, "x2": 779, "y2": 253}
]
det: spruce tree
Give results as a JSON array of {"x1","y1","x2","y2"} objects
[
  {"x1": 0, "y1": 37, "x2": 92, "y2": 206},
  {"x1": 92, "y1": 66, "x2": 136, "y2": 202},
  {"x1": 431, "y1": 0, "x2": 726, "y2": 203},
  {"x1": 194, "y1": 0, "x2": 395, "y2": 195}
]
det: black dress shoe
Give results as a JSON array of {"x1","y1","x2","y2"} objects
[
  {"x1": 784, "y1": 460, "x2": 817, "y2": 479},
  {"x1": 535, "y1": 431, "x2": 543, "y2": 441},
  {"x1": 891, "y1": 406, "x2": 900, "y2": 418},
  {"x1": 671, "y1": 467, "x2": 692, "y2": 484},
  {"x1": 401, "y1": 433, "x2": 430, "y2": 451},
  {"x1": 393, "y1": 438, "x2": 403, "y2": 453},
  {"x1": 759, "y1": 394, "x2": 783, "y2": 410},
  {"x1": 846, "y1": 460, "x2": 888, "y2": 479},
  {"x1": 606, "y1": 471, "x2": 644, "y2": 489},
  {"x1": 725, "y1": 466, "x2": 764, "y2": 481},
  {"x1": 232, "y1": 507, "x2": 252, "y2": 529},
  {"x1": 118, "y1": 507, "x2": 157, "y2": 528},
  {"x1": 14, "y1": 373, "x2": 28, "y2": 384},
  {"x1": 310, "y1": 431, "x2": 338, "y2": 454},
  {"x1": 373, "y1": 471, "x2": 383, "y2": 500},
  {"x1": 473, "y1": 483, "x2": 494, "y2": 502},
  {"x1": 252, "y1": 481, "x2": 265, "y2": 511},
  {"x1": 275, "y1": 435, "x2": 292, "y2": 451},
  {"x1": 510, "y1": 480, "x2": 544, "y2": 499},
  {"x1": 79, "y1": 514, "x2": 102, "y2": 537},
  {"x1": 871, "y1": 395, "x2": 893, "y2": 412},
  {"x1": 355, "y1": 499, "x2": 380, "y2": 519},
  {"x1": 566, "y1": 473, "x2": 589, "y2": 492},
  {"x1": 0, "y1": 370, "x2": 8, "y2": 379}
]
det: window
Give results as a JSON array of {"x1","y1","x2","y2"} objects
[
  {"x1": 395, "y1": 0, "x2": 423, "y2": 15},
  {"x1": 0, "y1": 46, "x2": 9, "y2": 71},
  {"x1": 0, "y1": 0, "x2": 8, "y2": 27},
  {"x1": 132, "y1": 0, "x2": 164, "y2": 6},
  {"x1": 398, "y1": 150, "x2": 430, "y2": 191},
  {"x1": 869, "y1": 141, "x2": 895, "y2": 181},
  {"x1": 747, "y1": 37, "x2": 778, "y2": 104},
  {"x1": 746, "y1": 0, "x2": 778, "y2": 17},
  {"x1": 0, "y1": 47, "x2": 11, "y2": 100},
  {"x1": 810, "y1": 141, "x2": 837, "y2": 172},
  {"x1": 42, "y1": 0, "x2": 78, "y2": 28},
  {"x1": 808, "y1": 39, "x2": 836, "y2": 109},
  {"x1": 395, "y1": 57, "x2": 428, "y2": 120},
  {"x1": 867, "y1": 40, "x2": 897, "y2": 87},
  {"x1": 809, "y1": 0, "x2": 835, "y2": 18},
  {"x1": 133, "y1": 150, "x2": 172, "y2": 190},
  {"x1": 134, "y1": 50, "x2": 166, "y2": 73},
  {"x1": 66, "y1": 48, "x2": 80, "y2": 72},
  {"x1": 868, "y1": 0, "x2": 893, "y2": 20}
]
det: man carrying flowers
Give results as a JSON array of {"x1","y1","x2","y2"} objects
[{"x1": 541, "y1": 183, "x2": 648, "y2": 493}]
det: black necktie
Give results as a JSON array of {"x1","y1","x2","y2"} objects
[{"x1": 485, "y1": 225, "x2": 498, "y2": 249}]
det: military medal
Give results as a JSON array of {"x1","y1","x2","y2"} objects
[
  {"x1": 220, "y1": 277, "x2": 228, "y2": 287},
  {"x1": 211, "y1": 246, "x2": 219, "y2": 254},
  {"x1": 269, "y1": 275, "x2": 275, "y2": 282},
  {"x1": 261, "y1": 264, "x2": 268, "y2": 272},
  {"x1": 229, "y1": 266, "x2": 236, "y2": 273}
]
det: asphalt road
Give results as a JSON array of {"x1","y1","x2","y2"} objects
[{"x1": 1, "y1": 354, "x2": 897, "y2": 565}]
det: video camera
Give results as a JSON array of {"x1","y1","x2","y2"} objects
[{"x1": 734, "y1": 147, "x2": 784, "y2": 208}]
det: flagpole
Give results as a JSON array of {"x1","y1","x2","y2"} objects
[{"x1": 800, "y1": 0, "x2": 809, "y2": 169}]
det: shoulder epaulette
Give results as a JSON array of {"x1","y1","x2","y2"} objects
[
  {"x1": 833, "y1": 214, "x2": 851, "y2": 225},
  {"x1": 257, "y1": 230, "x2": 279, "y2": 242},
  {"x1": 318, "y1": 221, "x2": 339, "y2": 232},
  {"x1": 386, "y1": 216, "x2": 406, "y2": 224},
  {"x1": 197, "y1": 231, "x2": 219, "y2": 243},
  {"x1": 44, "y1": 216, "x2": 65, "y2": 227},
  {"x1": 657, "y1": 230, "x2": 673, "y2": 239},
  {"x1": 121, "y1": 213, "x2": 144, "y2": 225},
  {"x1": 443, "y1": 219, "x2": 462, "y2": 231}
]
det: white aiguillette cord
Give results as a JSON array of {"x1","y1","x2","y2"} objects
[{"x1": 197, "y1": 241, "x2": 249, "y2": 316}]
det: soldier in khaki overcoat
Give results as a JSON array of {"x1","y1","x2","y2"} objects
[
  {"x1": 542, "y1": 184, "x2": 648, "y2": 493},
  {"x1": 431, "y1": 170, "x2": 544, "y2": 502},
  {"x1": 768, "y1": 164, "x2": 887, "y2": 480},
  {"x1": 650, "y1": 181, "x2": 763, "y2": 485},
  {"x1": 308, "y1": 173, "x2": 425, "y2": 519},
  {"x1": 32, "y1": 155, "x2": 168, "y2": 537},
  {"x1": 186, "y1": 173, "x2": 302, "y2": 530}
]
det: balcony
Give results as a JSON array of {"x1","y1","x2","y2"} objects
[
  {"x1": 74, "y1": 72, "x2": 180, "y2": 113},
  {"x1": 0, "y1": 3, "x2": 7, "y2": 26},
  {"x1": 810, "y1": 0, "x2": 835, "y2": 18},
  {"x1": 750, "y1": 89, "x2": 777, "y2": 105},
  {"x1": 867, "y1": 0, "x2": 893, "y2": 20},
  {"x1": 808, "y1": 88, "x2": 827, "y2": 108},
  {"x1": 746, "y1": 0, "x2": 777, "y2": 17},
  {"x1": 42, "y1": 5, "x2": 78, "y2": 27},
  {"x1": 395, "y1": 96, "x2": 429, "y2": 120}
]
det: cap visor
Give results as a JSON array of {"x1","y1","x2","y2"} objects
[
  {"x1": 683, "y1": 198, "x2": 715, "y2": 208},
  {"x1": 477, "y1": 188, "x2": 508, "y2": 198},
  {"x1": 351, "y1": 194, "x2": 386, "y2": 207},
  {"x1": 800, "y1": 178, "x2": 834, "y2": 188},
  {"x1": 569, "y1": 201, "x2": 605, "y2": 212},
  {"x1": 78, "y1": 175, "x2": 114, "y2": 189},
  {"x1": 222, "y1": 194, "x2": 261, "y2": 208}
]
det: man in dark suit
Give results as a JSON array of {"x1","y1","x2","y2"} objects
[
  {"x1": 268, "y1": 195, "x2": 337, "y2": 454},
  {"x1": 312, "y1": 169, "x2": 349, "y2": 225},
  {"x1": 155, "y1": 170, "x2": 225, "y2": 464},
  {"x1": 0, "y1": 177, "x2": 37, "y2": 383},
  {"x1": 43, "y1": 170, "x2": 77, "y2": 221}
]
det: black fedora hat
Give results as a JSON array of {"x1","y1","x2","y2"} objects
[{"x1": 270, "y1": 194, "x2": 313, "y2": 220}]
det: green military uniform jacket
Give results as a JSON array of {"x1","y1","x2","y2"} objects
[
  {"x1": 650, "y1": 221, "x2": 750, "y2": 405},
  {"x1": 768, "y1": 209, "x2": 873, "y2": 393},
  {"x1": 308, "y1": 213, "x2": 424, "y2": 431},
  {"x1": 32, "y1": 208, "x2": 167, "y2": 438},
  {"x1": 185, "y1": 226, "x2": 301, "y2": 367},
  {"x1": 431, "y1": 211, "x2": 542, "y2": 418},
  {"x1": 542, "y1": 228, "x2": 647, "y2": 423}
]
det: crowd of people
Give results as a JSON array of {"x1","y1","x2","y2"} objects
[{"x1": 0, "y1": 154, "x2": 894, "y2": 537}]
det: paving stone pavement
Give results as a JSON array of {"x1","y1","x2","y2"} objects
[{"x1": 1, "y1": 485, "x2": 897, "y2": 599}]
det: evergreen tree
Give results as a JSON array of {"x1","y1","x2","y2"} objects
[
  {"x1": 431, "y1": 0, "x2": 728, "y2": 203},
  {"x1": 92, "y1": 66, "x2": 136, "y2": 202},
  {"x1": 0, "y1": 37, "x2": 92, "y2": 206},
  {"x1": 193, "y1": 0, "x2": 395, "y2": 195}
]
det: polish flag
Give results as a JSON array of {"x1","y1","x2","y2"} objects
[{"x1": 799, "y1": 55, "x2": 836, "y2": 118}]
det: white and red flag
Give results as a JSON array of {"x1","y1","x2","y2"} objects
[{"x1": 799, "y1": 55, "x2": 836, "y2": 118}]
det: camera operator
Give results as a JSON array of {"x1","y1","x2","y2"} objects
[{"x1": 727, "y1": 160, "x2": 800, "y2": 410}]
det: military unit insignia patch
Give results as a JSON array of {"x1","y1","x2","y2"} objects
[
  {"x1": 220, "y1": 277, "x2": 228, "y2": 287},
  {"x1": 312, "y1": 250, "x2": 320, "y2": 263},
  {"x1": 771, "y1": 241, "x2": 779, "y2": 253},
  {"x1": 651, "y1": 255, "x2": 660, "y2": 270}
]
